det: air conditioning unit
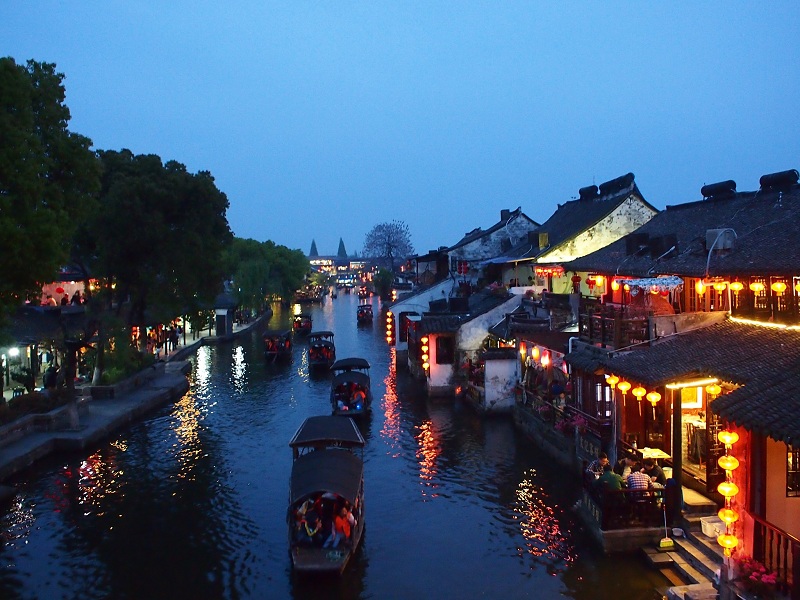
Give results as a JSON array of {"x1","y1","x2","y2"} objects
[{"x1": 706, "y1": 229, "x2": 735, "y2": 251}]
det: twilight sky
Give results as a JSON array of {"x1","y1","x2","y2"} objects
[{"x1": 4, "y1": 3, "x2": 799, "y2": 257}]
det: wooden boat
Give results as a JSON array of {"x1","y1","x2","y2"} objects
[
  {"x1": 356, "y1": 304, "x2": 373, "y2": 324},
  {"x1": 330, "y1": 358, "x2": 372, "y2": 416},
  {"x1": 263, "y1": 329, "x2": 292, "y2": 362},
  {"x1": 292, "y1": 313, "x2": 313, "y2": 336},
  {"x1": 288, "y1": 416, "x2": 365, "y2": 574},
  {"x1": 357, "y1": 285, "x2": 370, "y2": 299},
  {"x1": 307, "y1": 330, "x2": 336, "y2": 370}
]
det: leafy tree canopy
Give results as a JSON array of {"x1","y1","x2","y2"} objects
[
  {"x1": 84, "y1": 149, "x2": 232, "y2": 325},
  {"x1": 362, "y1": 220, "x2": 414, "y2": 271},
  {"x1": 0, "y1": 57, "x2": 100, "y2": 326},
  {"x1": 223, "y1": 238, "x2": 309, "y2": 308}
]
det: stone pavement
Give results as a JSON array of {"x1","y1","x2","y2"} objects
[{"x1": 0, "y1": 313, "x2": 269, "y2": 488}]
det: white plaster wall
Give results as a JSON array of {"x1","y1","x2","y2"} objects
[
  {"x1": 484, "y1": 358, "x2": 518, "y2": 412},
  {"x1": 541, "y1": 196, "x2": 657, "y2": 263},
  {"x1": 457, "y1": 296, "x2": 521, "y2": 351},
  {"x1": 389, "y1": 280, "x2": 455, "y2": 354},
  {"x1": 765, "y1": 437, "x2": 800, "y2": 540},
  {"x1": 427, "y1": 333, "x2": 456, "y2": 391}
]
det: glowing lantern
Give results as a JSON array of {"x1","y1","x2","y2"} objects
[
  {"x1": 660, "y1": 289, "x2": 670, "y2": 297},
  {"x1": 771, "y1": 281, "x2": 787, "y2": 295},
  {"x1": 646, "y1": 391, "x2": 661, "y2": 418},
  {"x1": 623, "y1": 284, "x2": 631, "y2": 292},
  {"x1": 718, "y1": 455, "x2": 740, "y2": 472},
  {"x1": 717, "y1": 481, "x2": 739, "y2": 498},
  {"x1": 606, "y1": 374, "x2": 619, "y2": 389},
  {"x1": 713, "y1": 281, "x2": 727, "y2": 292},
  {"x1": 706, "y1": 383, "x2": 721, "y2": 398},
  {"x1": 718, "y1": 508, "x2": 739, "y2": 525},
  {"x1": 632, "y1": 386, "x2": 646, "y2": 415},
  {"x1": 730, "y1": 281, "x2": 744, "y2": 295},
  {"x1": 519, "y1": 342, "x2": 526, "y2": 358},
  {"x1": 532, "y1": 346, "x2": 540, "y2": 361},
  {"x1": 718, "y1": 430, "x2": 739, "y2": 449},
  {"x1": 695, "y1": 280, "x2": 706, "y2": 295},
  {"x1": 611, "y1": 279, "x2": 620, "y2": 291},
  {"x1": 594, "y1": 275, "x2": 604, "y2": 286},
  {"x1": 796, "y1": 282, "x2": 800, "y2": 294},
  {"x1": 749, "y1": 281, "x2": 765, "y2": 293},
  {"x1": 541, "y1": 353, "x2": 550, "y2": 367},
  {"x1": 617, "y1": 380, "x2": 631, "y2": 407},
  {"x1": 717, "y1": 533, "x2": 739, "y2": 556}
]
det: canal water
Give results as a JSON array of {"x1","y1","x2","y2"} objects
[{"x1": 0, "y1": 293, "x2": 668, "y2": 600}]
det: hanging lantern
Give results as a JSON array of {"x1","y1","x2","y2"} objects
[
  {"x1": 749, "y1": 281, "x2": 765, "y2": 293},
  {"x1": 617, "y1": 381, "x2": 631, "y2": 407},
  {"x1": 660, "y1": 289, "x2": 670, "y2": 297},
  {"x1": 541, "y1": 353, "x2": 550, "y2": 367},
  {"x1": 646, "y1": 391, "x2": 661, "y2": 419},
  {"x1": 632, "y1": 386, "x2": 646, "y2": 415},
  {"x1": 718, "y1": 507, "x2": 739, "y2": 525},
  {"x1": 718, "y1": 455, "x2": 740, "y2": 472},
  {"x1": 713, "y1": 281, "x2": 728, "y2": 292},
  {"x1": 729, "y1": 281, "x2": 744, "y2": 295},
  {"x1": 532, "y1": 346, "x2": 540, "y2": 361},
  {"x1": 611, "y1": 279, "x2": 620, "y2": 291},
  {"x1": 717, "y1": 481, "x2": 739, "y2": 498},
  {"x1": 718, "y1": 430, "x2": 739, "y2": 449},
  {"x1": 623, "y1": 283, "x2": 631, "y2": 292},
  {"x1": 594, "y1": 275, "x2": 604, "y2": 286},
  {"x1": 717, "y1": 533, "x2": 739, "y2": 556},
  {"x1": 650, "y1": 285, "x2": 659, "y2": 295},
  {"x1": 795, "y1": 282, "x2": 800, "y2": 294},
  {"x1": 586, "y1": 278, "x2": 596, "y2": 291},
  {"x1": 695, "y1": 280, "x2": 706, "y2": 295},
  {"x1": 771, "y1": 281, "x2": 787, "y2": 295},
  {"x1": 706, "y1": 383, "x2": 721, "y2": 398},
  {"x1": 606, "y1": 374, "x2": 619, "y2": 389}
]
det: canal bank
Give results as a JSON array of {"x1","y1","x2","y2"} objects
[{"x1": 0, "y1": 311, "x2": 270, "y2": 486}]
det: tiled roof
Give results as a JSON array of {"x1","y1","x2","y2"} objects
[
  {"x1": 565, "y1": 182, "x2": 800, "y2": 278},
  {"x1": 447, "y1": 208, "x2": 539, "y2": 251},
  {"x1": 567, "y1": 318, "x2": 800, "y2": 444},
  {"x1": 503, "y1": 177, "x2": 653, "y2": 263},
  {"x1": 420, "y1": 290, "x2": 512, "y2": 334}
]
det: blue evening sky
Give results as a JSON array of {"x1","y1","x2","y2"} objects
[{"x1": 4, "y1": 3, "x2": 799, "y2": 257}]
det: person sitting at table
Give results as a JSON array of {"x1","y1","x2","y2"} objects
[
  {"x1": 626, "y1": 467, "x2": 654, "y2": 492},
  {"x1": 585, "y1": 451, "x2": 609, "y2": 481},
  {"x1": 597, "y1": 464, "x2": 625, "y2": 504},
  {"x1": 642, "y1": 458, "x2": 667, "y2": 486},
  {"x1": 613, "y1": 454, "x2": 637, "y2": 480}
]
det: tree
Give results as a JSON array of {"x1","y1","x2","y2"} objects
[
  {"x1": 0, "y1": 58, "x2": 100, "y2": 329},
  {"x1": 362, "y1": 221, "x2": 414, "y2": 271},
  {"x1": 87, "y1": 150, "x2": 233, "y2": 327}
]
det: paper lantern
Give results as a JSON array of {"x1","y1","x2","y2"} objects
[
  {"x1": 606, "y1": 375, "x2": 619, "y2": 389},
  {"x1": 617, "y1": 381, "x2": 631, "y2": 406},
  {"x1": 717, "y1": 481, "x2": 739, "y2": 498},
  {"x1": 717, "y1": 533, "x2": 738, "y2": 556},
  {"x1": 706, "y1": 383, "x2": 721, "y2": 397},
  {"x1": 611, "y1": 279, "x2": 620, "y2": 291},
  {"x1": 718, "y1": 508, "x2": 739, "y2": 525},
  {"x1": 632, "y1": 386, "x2": 646, "y2": 415},
  {"x1": 695, "y1": 280, "x2": 706, "y2": 295},
  {"x1": 749, "y1": 281, "x2": 765, "y2": 293},
  {"x1": 718, "y1": 430, "x2": 739, "y2": 448},
  {"x1": 713, "y1": 281, "x2": 727, "y2": 292},
  {"x1": 718, "y1": 455, "x2": 740, "y2": 472},
  {"x1": 729, "y1": 281, "x2": 744, "y2": 294},
  {"x1": 771, "y1": 281, "x2": 787, "y2": 295},
  {"x1": 646, "y1": 391, "x2": 661, "y2": 418}
]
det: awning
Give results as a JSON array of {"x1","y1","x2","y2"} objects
[{"x1": 613, "y1": 275, "x2": 684, "y2": 292}]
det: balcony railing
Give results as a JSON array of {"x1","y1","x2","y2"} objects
[
  {"x1": 578, "y1": 303, "x2": 651, "y2": 349},
  {"x1": 752, "y1": 513, "x2": 799, "y2": 598}
]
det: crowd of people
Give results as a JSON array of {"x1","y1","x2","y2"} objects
[{"x1": 586, "y1": 451, "x2": 667, "y2": 496}]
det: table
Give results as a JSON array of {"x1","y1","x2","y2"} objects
[{"x1": 640, "y1": 447, "x2": 671, "y2": 461}]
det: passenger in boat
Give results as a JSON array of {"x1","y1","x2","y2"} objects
[
  {"x1": 323, "y1": 505, "x2": 352, "y2": 549},
  {"x1": 352, "y1": 387, "x2": 366, "y2": 407},
  {"x1": 295, "y1": 511, "x2": 322, "y2": 546}
]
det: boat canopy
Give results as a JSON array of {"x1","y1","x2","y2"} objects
[
  {"x1": 263, "y1": 329, "x2": 291, "y2": 338},
  {"x1": 331, "y1": 370, "x2": 370, "y2": 389},
  {"x1": 290, "y1": 450, "x2": 363, "y2": 506},
  {"x1": 331, "y1": 357, "x2": 370, "y2": 372},
  {"x1": 289, "y1": 415, "x2": 365, "y2": 449},
  {"x1": 308, "y1": 331, "x2": 334, "y2": 340}
]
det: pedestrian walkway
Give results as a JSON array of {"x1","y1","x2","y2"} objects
[{"x1": 0, "y1": 313, "x2": 270, "y2": 485}]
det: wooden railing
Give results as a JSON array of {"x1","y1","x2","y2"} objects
[
  {"x1": 752, "y1": 513, "x2": 799, "y2": 599},
  {"x1": 578, "y1": 304, "x2": 651, "y2": 349}
]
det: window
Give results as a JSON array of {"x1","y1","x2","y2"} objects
[
  {"x1": 436, "y1": 336, "x2": 455, "y2": 365},
  {"x1": 788, "y1": 445, "x2": 800, "y2": 497}
]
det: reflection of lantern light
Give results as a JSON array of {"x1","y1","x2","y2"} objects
[
  {"x1": 718, "y1": 508, "x2": 739, "y2": 525},
  {"x1": 771, "y1": 281, "x2": 787, "y2": 295},
  {"x1": 646, "y1": 391, "x2": 661, "y2": 418},
  {"x1": 717, "y1": 481, "x2": 739, "y2": 498},
  {"x1": 695, "y1": 280, "x2": 706, "y2": 295},
  {"x1": 729, "y1": 281, "x2": 743, "y2": 294},
  {"x1": 718, "y1": 430, "x2": 739, "y2": 448},
  {"x1": 706, "y1": 383, "x2": 721, "y2": 397},
  {"x1": 750, "y1": 281, "x2": 765, "y2": 293},
  {"x1": 713, "y1": 281, "x2": 727, "y2": 292},
  {"x1": 718, "y1": 455, "x2": 740, "y2": 472},
  {"x1": 606, "y1": 375, "x2": 619, "y2": 389},
  {"x1": 717, "y1": 533, "x2": 738, "y2": 556},
  {"x1": 632, "y1": 386, "x2": 646, "y2": 415},
  {"x1": 611, "y1": 279, "x2": 620, "y2": 291}
]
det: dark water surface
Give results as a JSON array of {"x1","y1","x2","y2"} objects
[{"x1": 0, "y1": 294, "x2": 666, "y2": 600}]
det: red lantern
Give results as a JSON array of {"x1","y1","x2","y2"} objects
[{"x1": 55, "y1": 287, "x2": 65, "y2": 294}]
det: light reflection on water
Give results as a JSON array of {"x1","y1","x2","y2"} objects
[{"x1": 0, "y1": 296, "x2": 667, "y2": 600}]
